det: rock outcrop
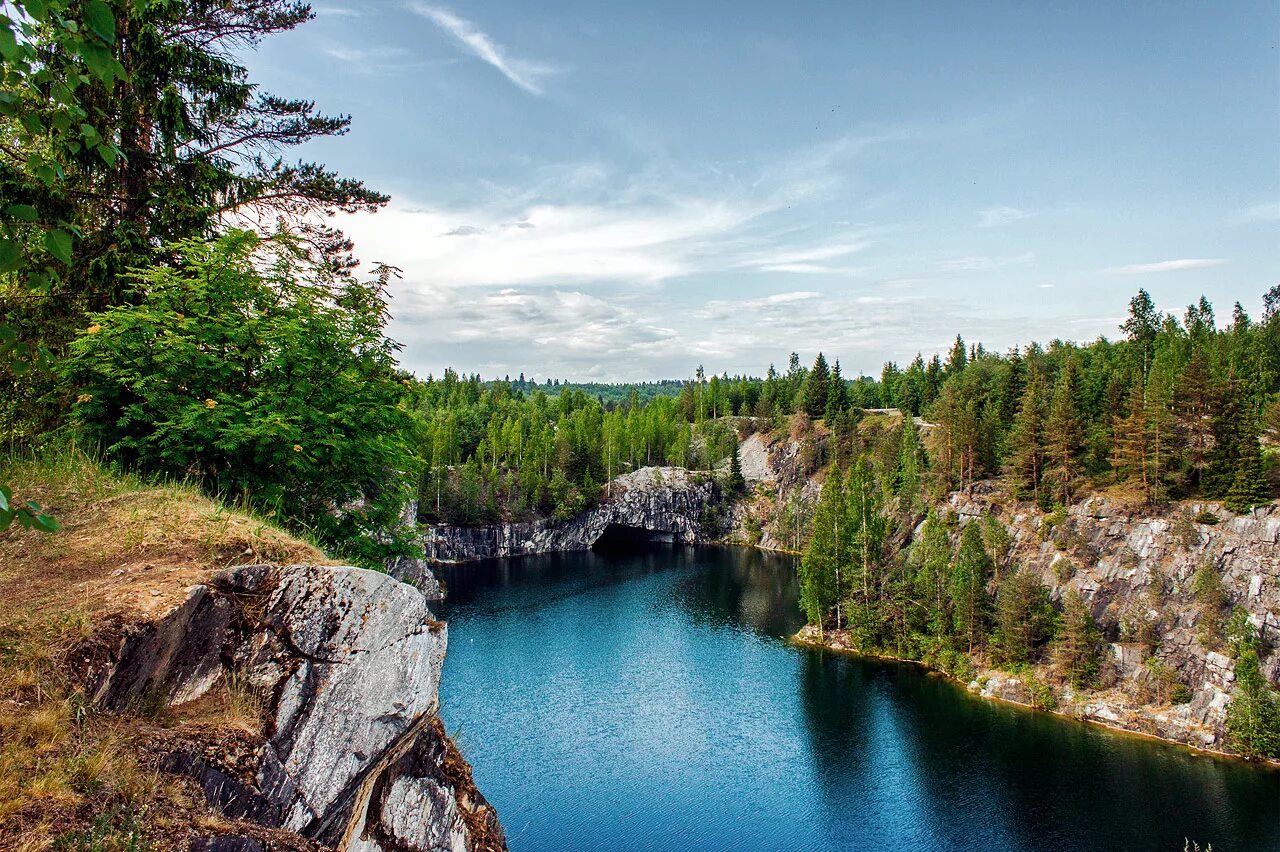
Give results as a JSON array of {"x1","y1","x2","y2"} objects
[
  {"x1": 943, "y1": 490, "x2": 1280, "y2": 752},
  {"x1": 409, "y1": 466, "x2": 719, "y2": 564},
  {"x1": 82, "y1": 563, "x2": 506, "y2": 851}
]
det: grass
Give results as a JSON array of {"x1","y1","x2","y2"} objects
[{"x1": 0, "y1": 444, "x2": 335, "y2": 849}]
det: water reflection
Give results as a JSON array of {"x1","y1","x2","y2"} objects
[{"x1": 437, "y1": 545, "x2": 1280, "y2": 852}]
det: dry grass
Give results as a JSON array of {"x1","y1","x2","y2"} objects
[{"x1": 0, "y1": 446, "x2": 336, "y2": 848}]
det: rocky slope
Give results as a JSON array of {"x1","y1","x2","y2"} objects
[
  {"x1": 943, "y1": 489, "x2": 1279, "y2": 754},
  {"x1": 404, "y1": 466, "x2": 719, "y2": 565},
  {"x1": 84, "y1": 561, "x2": 505, "y2": 851}
]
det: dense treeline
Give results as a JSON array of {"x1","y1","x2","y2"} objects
[
  {"x1": 412, "y1": 369, "x2": 740, "y2": 524},
  {"x1": 794, "y1": 289, "x2": 1280, "y2": 758}
]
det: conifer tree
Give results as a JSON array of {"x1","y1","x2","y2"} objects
[
  {"x1": 1043, "y1": 355, "x2": 1085, "y2": 505},
  {"x1": 946, "y1": 335, "x2": 968, "y2": 376},
  {"x1": 1225, "y1": 429, "x2": 1270, "y2": 514},
  {"x1": 951, "y1": 522, "x2": 992, "y2": 653},
  {"x1": 912, "y1": 513, "x2": 953, "y2": 637},
  {"x1": 800, "y1": 466, "x2": 845, "y2": 631},
  {"x1": 825, "y1": 359, "x2": 848, "y2": 421},
  {"x1": 992, "y1": 569, "x2": 1055, "y2": 664},
  {"x1": 1175, "y1": 350, "x2": 1218, "y2": 491},
  {"x1": 1227, "y1": 647, "x2": 1280, "y2": 759},
  {"x1": 802, "y1": 353, "x2": 831, "y2": 418},
  {"x1": 1006, "y1": 361, "x2": 1049, "y2": 503},
  {"x1": 727, "y1": 443, "x2": 746, "y2": 493},
  {"x1": 894, "y1": 414, "x2": 924, "y2": 508},
  {"x1": 1053, "y1": 591, "x2": 1101, "y2": 688},
  {"x1": 1206, "y1": 375, "x2": 1249, "y2": 497}
]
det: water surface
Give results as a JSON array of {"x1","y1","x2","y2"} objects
[{"x1": 437, "y1": 545, "x2": 1280, "y2": 852}]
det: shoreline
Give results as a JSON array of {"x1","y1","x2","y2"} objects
[{"x1": 792, "y1": 626, "x2": 1280, "y2": 770}]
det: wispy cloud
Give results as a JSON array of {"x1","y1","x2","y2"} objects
[
  {"x1": 976, "y1": 206, "x2": 1027, "y2": 227},
  {"x1": 936, "y1": 252, "x2": 1034, "y2": 272},
  {"x1": 1104, "y1": 258, "x2": 1226, "y2": 274},
  {"x1": 409, "y1": 3, "x2": 556, "y2": 94},
  {"x1": 1240, "y1": 201, "x2": 1280, "y2": 222}
]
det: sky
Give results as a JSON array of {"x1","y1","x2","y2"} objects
[{"x1": 244, "y1": 1, "x2": 1280, "y2": 382}]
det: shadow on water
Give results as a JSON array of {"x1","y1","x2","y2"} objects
[{"x1": 437, "y1": 545, "x2": 1280, "y2": 852}]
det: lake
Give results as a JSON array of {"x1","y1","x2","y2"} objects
[{"x1": 437, "y1": 545, "x2": 1280, "y2": 852}]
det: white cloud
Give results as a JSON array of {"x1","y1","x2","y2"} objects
[
  {"x1": 410, "y1": 3, "x2": 556, "y2": 94},
  {"x1": 936, "y1": 252, "x2": 1034, "y2": 272},
  {"x1": 1241, "y1": 201, "x2": 1280, "y2": 222},
  {"x1": 977, "y1": 206, "x2": 1027, "y2": 227},
  {"x1": 1103, "y1": 258, "x2": 1227, "y2": 274}
]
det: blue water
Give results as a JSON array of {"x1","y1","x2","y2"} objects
[{"x1": 437, "y1": 545, "x2": 1280, "y2": 852}]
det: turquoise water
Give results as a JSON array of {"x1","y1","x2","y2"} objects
[{"x1": 437, "y1": 545, "x2": 1280, "y2": 852}]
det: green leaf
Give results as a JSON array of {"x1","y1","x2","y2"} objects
[
  {"x1": 0, "y1": 239, "x2": 19, "y2": 273},
  {"x1": 45, "y1": 228, "x2": 72, "y2": 264},
  {"x1": 83, "y1": 2, "x2": 115, "y2": 44},
  {"x1": 97, "y1": 142, "x2": 118, "y2": 166},
  {"x1": 6, "y1": 204, "x2": 38, "y2": 221},
  {"x1": 23, "y1": 0, "x2": 49, "y2": 20},
  {"x1": 0, "y1": 485, "x2": 10, "y2": 513},
  {"x1": 33, "y1": 513, "x2": 60, "y2": 533},
  {"x1": 0, "y1": 24, "x2": 20, "y2": 62}
]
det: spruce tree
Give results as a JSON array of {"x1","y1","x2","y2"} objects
[
  {"x1": 1226, "y1": 648, "x2": 1280, "y2": 759},
  {"x1": 1006, "y1": 361, "x2": 1048, "y2": 504},
  {"x1": 1225, "y1": 430, "x2": 1270, "y2": 514},
  {"x1": 992, "y1": 569, "x2": 1055, "y2": 665},
  {"x1": 951, "y1": 522, "x2": 992, "y2": 653},
  {"x1": 800, "y1": 466, "x2": 845, "y2": 631},
  {"x1": 825, "y1": 359, "x2": 848, "y2": 421},
  {"x1": 1043, "y1": 356, "x2": 1085, "y2": 505},
  {"x1": 1053, "y1": 591, "x2": 1101, "y2": 688},
  {"x1": 1174, "y1": 350, "x2": 1218, "y2": 491},
  {"x1": 802, "y1": 353, "x2": 831, "y2": 418},
  {"x1": 728, "y1": 443, "x2": 746, "y2": 493},
  {"x1": 1206, "y1": 375, "x2": 1249, "y2": 497}
]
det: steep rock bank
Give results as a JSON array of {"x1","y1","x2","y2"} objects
[
  {"x1": 408, "y1": 466, "x2": 719, "y2": 564},
  {"x1": 947, "y1": 491, "x2": 1279, "y2": 753},
  {"x1": 83, "y1": 562, "x2": 506, "y2": 851}
]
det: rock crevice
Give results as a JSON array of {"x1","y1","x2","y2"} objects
[{"x1": 82, "y1": 563, "x2": 505, "y2": 852}]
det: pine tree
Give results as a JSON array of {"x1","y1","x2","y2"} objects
[
  {"x1": 1043, "y1": 356, "x2": 1085, "y2": 505},
  {"x1": 1006, "y1": 362, "x2": 1049, "y2": 503},
  {"x1": 1053, "y1": 591, "x2": 1101, "y2": 688},
  {"x1": 1206, "y1": 375, "x2": 1249, "y2": 497}
]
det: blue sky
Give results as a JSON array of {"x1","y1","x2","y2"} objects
[{"x1": 245, "y1": 1, "x2": 1279, "y2": 381}]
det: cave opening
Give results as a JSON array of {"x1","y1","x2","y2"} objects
[{"x1": 591, "y1": 524, "x2": 678, "y2": 552}]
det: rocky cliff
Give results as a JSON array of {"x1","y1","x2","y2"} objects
[
  {"x1": 945, "y1": 490, "x2": 1279, "y2": 753},
  {"x1": 404, "y1": 466, "x2": 719, "y2": 565},
  {"x1": 83, "y1": 562, "x2": 505, "y2": 851}
]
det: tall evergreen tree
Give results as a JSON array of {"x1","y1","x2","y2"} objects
[
  {"x1": 1175, "y1": 350, "x2": 1218, "y2": 491},
  {"x1": 1225, "y1": 429, "x2": 1271, "y2": 514},
  {"x1": 951, "y1": 522, "x2": 992, "y2": 653},
  {"x1": 801, "y1": 353, "x2": 830, "y2": 418},
  {"x1": 800, "y1": 465, "x2": 845, "y2": 632},
  {"x1": 1043, "y1": 355, "x2": 1085, "y2": 505},
  {"x1": 1006, "y1": 361, "x2": 1049, "y2": 504},
  {"x1": 1053, "y1": 591, "x2": 1101, "y2": 688}
]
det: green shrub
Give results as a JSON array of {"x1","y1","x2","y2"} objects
[
  {"x1": 65, "y1": 232, "x2": 420, "y2": 566},
  {"x1": 1193, "y1": 509, "x2": 1220, "y2": 525}
]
